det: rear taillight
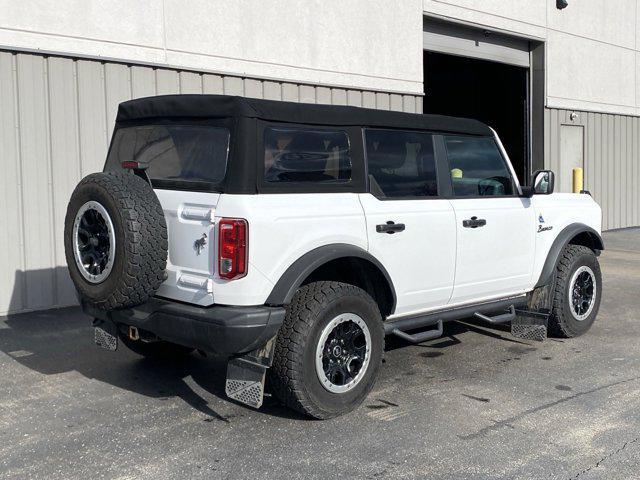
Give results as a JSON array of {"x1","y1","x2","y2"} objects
[
  {"x1": 121, "y1": 160, "x2": 149, "y2": 170},
  {"x1": 218, "y1": 218, "x2": 248, "y2": 280}
]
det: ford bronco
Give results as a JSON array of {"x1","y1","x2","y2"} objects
[{"x1": 64, "y1": 95, "x2": 603, "y2": 419}]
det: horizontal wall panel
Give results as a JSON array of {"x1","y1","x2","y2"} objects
[
  {"x1": 0, "y1": 50, "x2": 422, "y2": 315},
  {"x1": 263, "y1": 81, "x2": 281, "y2": 101},
  {"x1": 77, "y1": 60, "x2": 108, "y2": 176},
  {"x1": 156, "y1": 69, "x2": 179, "y2": 95},
  {"x1": 202, "y1": 74, "x2": 223, "y2": 94},
  {"x1": 16, "y1": 53, "x2": 55, "y2": 311},
  {"x1": 131, "y1": 66, "x2": 156, "y2": 98},
  {"x1": 0, "y1": 52, "x2": 25, "y2": 315},
  {"x1": 179, "y1": 71, "x2": 202, "y2": 94},
  {"x1": 47, "y1": 56, "x2": 81, "y2": 308},
  {"x1": 281, "y1": 83, "x2": 298, "y2": 102}
]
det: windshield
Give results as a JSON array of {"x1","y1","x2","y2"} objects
[{"x1": 105, "y1": 125, "x2": 230, "y2": 187}]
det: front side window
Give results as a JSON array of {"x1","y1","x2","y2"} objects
[
  {"x1": 364, "y1": 129, "x2": 438, "y2": 198},
  {"x1": 444, "y1": 136, "x2": 515, "y2": 197},
  {"x1": 106, "y1": 125, "x2": 230, "y2": 186},
  {"x1": 263, "y1": 127, "x2": 351, "y2": 183}
]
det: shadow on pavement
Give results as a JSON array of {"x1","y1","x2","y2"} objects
[
  {"x1": 384, "y1": 317, "x2": 527, "y2": 352},
  {"x1": 1, "y1": 302, "x2": 532, "y2": 420},
  {"x1": 0, "y1": 307, "x2": 305, "y2": 421}
]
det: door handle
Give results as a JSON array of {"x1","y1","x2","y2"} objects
[
  {"x1": 462, "y1": 216, "x2": 487, "y2": 228},
  {"x1": 376, "y1": 221, "x2": 405, "y2": 234}
]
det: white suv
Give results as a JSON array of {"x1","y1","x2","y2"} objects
[{"x1": 64, "y1": 95, "x2": 604, "y2": 418}]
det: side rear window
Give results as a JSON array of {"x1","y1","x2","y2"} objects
[
  {"x1": 263, "y1": 127, "x2": 351, "y2": 183},
  {"x1": 364, "y1": 129, "x2": 438, "y2": 198},
  {"x1": 106, "y1": 125, "x2": 230, "y2": 186},
  {"x1": 443, "y1": 136, "x2": 515, "y2": 197}
]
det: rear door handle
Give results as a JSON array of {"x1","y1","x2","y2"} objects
[
  {"x1": 376, "y1": 221, "x2": 405, "y2": 234},
  {"x1": 462, "y1": 216, "x2": 487, "y2": 228}
]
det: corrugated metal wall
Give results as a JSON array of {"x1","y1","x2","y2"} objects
[
  {"x1": 0, "y1": 50, "x2": 423, "y2": 316},
  {"x1": 545, "y1": 108, "x2": 640, "y2": 231}
]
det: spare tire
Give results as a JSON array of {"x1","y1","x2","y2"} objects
[{"x1": 64, "y1": 171, "x2": 168, "y2": 310}]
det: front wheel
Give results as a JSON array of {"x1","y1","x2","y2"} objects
[
  {"x1": 549, "y1": 245, "x2": 602, "y2": 338},
  {"x1": 269, "y1": 282, "x2": 384, "y2": 419}
]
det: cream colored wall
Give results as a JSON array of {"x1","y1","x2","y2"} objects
[
  {"x1": 0, "y1": 0, "x2": 424, "y2": 94},
  {"x1": 3, "y1": 0, "x2": 638, "y2": 114},
  {"x1": 424, "y1": 0, "x2": 640, "y2": 116}
]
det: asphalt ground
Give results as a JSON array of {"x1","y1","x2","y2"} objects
[{"x1": 1, "y1": 228, "x2": 639, "y2": 479}]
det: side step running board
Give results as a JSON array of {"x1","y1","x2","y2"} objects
[
  {"x1": 384, "y1": 297, "x2": 528, "y2": 345},
  {"x1": 473, "y1": 305, "x2": 516, "y2": 325},
  {"x1": 515, "y1": 308, "x2": 551, "y2": 321},
  {"x1": 391, "y1": 320, "x2": 443, "y2": 344}
]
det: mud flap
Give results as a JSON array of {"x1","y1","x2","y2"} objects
[
  {"x1": 93, "y1": 317, "x2": 118, "y2": 351},
  {"x1": 512, "y1": 309, "x2": 549, "y2": 342},
  {"x1": 225, "y1": 336, "x2": 276, "y2": 409},
  {"x1": 511, "y1": 285, "x2": 552, "y2": 342}
]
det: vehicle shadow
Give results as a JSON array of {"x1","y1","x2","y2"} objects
[
  {"x1": 0, "y1": 306, "x2": 305, "y2": 421},
  {"x1": 1, "y1": 304, "x2": 527, "y2": 421}
]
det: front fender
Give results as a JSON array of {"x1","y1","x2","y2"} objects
[{"x1": 535, "y1": 223, "x2": 604, "y2": 288}]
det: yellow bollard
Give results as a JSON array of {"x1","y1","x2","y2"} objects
[{"x1": 572, "y1": 167, "x2": 583, "y2": 193}]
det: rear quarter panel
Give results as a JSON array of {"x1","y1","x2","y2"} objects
[
  {"x1": 212, "y1": 193, "x2": 368, "y2": 306},
  {"x1": 529, "y1": 193, "x2": 602, "y2": 287}
]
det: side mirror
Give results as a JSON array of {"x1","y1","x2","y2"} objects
[{"x1": 532, "y1": 170, "x2": 555, "y2": 195}]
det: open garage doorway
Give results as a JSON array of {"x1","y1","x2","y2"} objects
[
  {"x1": 422, "y1": 18, "x2": 545, "y2": 183},
  {"x1": 423, "y1": 51, "x2": 529, "y2": 179},
  {"x1": 423, "y1": 51, "x2": 528, "y2": 180}
]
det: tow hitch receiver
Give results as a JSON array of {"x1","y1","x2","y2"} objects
[
  {"x1": 128, "y1": 325, "x2": 140, "y2": 341},
  {"x1": 512, "y1": 309, "x2": 550, "y2": 342},
  {"x1": 225, "y1": 336, "x2": 277, "y2": 409}
]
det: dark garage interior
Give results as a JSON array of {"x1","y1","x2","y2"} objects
[{"x1": 423, "y1": 51, "x2": 529, "y2": 181}]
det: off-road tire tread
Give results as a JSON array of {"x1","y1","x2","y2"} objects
[
  {"x1": 64, "y1": 171, "x2": 167, "y2": 310},
  {"x1": 549, "y1": 244, "x2": 599, "y2": 338},
  {"x1": 269, "y1": 281, "x2": 383, "y2": 419}
]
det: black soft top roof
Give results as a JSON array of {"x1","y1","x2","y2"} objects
[{"x1": 116, "y1": 94, "x2": 492, "y2": 136}]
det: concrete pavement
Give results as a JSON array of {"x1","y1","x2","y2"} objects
[{"x1": 1, "y1": 229, "x2": 639, "y2": 479}]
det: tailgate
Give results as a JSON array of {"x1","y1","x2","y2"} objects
[{"x1": 153, "y1": 189, "x2": 220, "y2": 306}]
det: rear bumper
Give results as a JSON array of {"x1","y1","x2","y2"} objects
[{"x1": 84, "y1": 297, "x2": 286, "y2": 355}]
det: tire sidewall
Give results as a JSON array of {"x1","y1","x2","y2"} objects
[
  {"x1": 300, "y1": 292, "x2": 384, "y2": 416},
  {"x1": 557, "y1": 249, "x2": 602, "y2": 336},
  {"x1": 65, "y1": 171, "x2": 167, "y2": 310},
  {"x1": 64, "y1": 181, "x2": 127, "y2": 302}
]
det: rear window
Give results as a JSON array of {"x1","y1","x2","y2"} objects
[
  {"x1": 365, "y1": 129, "x2": 438, "y2": 198},
  {"x1": 263, "y1": 127, "x2": 351, "y2": 183},
  {"x1": 105, "y1": 125, "x2": 230, "y2": 186}
]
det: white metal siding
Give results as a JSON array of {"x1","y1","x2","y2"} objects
[
  {"x1": 545, "y1": 108, "x2": 640, "y2": 231},
  {"x1": 0, "y1": 50, "x2": 422, "y2": 316}
]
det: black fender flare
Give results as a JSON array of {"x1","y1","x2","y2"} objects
[
  {"x1": 535, "y1": 223, "x2": 604, "y2": 288},
  {"x1": 264, "y1": 243, "x2": 397, "y2": 312}
]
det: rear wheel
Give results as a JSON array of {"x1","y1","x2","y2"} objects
[
  {"x1": 269, "y1": 281, "x2": 384, "y2": 419},
  {"x1": 549, "y1": 245, "x2": 602, "y2": 338}
]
